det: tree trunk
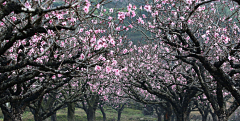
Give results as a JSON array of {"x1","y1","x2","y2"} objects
[
  {"x1": 175, "y1": 113, "x2": 189, "y2": 121},
  {"x1": 164, "y1": 111, "x2": 172, "y2": 121},
  {"x1": 157, "y1": 113, "x2": 162, "y2": 121},
  {"x1": 33, "y1": 113, "x2": 43, "y2": 121},
  {"x1": 87, "y1": 107, "x2": 96, "y2": 121},
  {"x1": 201, "y1": 113, "x2": 208, "y2": 121},
  {"x1": 116, "y1": 104, "x2": 125, "y2": 121},
  {"x1": 99, "y1": 104, "x2": 106, "y2": 121},
  {"x1": 117, "y1": 110, "x2": 122, "y2": 121},
  {"x1": 68, "y1": 103, "x2": 75, "y2": 121},
  {"x1": 210, "y1": 111, "x2": 218, "y2": 121},
  {"x1": 1, "y1": 103, "x2": 25, "y2": 121},
  {"x1": 1, "y1": 107, "x2": 12, "y2": 121},
  {"x1": 217, "y1": 114, "x2": 228, "y2": 121},
  {"x1": 51, "y1": 112, "x2": 57, "y2": 121}
]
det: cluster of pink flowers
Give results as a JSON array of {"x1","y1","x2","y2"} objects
[{"x1": 83, "y1": 0, "x2": 91, "y2": 13}]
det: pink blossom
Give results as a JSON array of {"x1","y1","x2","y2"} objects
[
  {"x1": 118, "y1": 12, "x2": 125, "y2": 20},
  {"x1": 58, "y1": 74, "x2": 62, "y2": 77},
  {"x1": 52, "y1": 75, "x2": 56, "y2": 79},
  {"x1": 137, "y1": 17, "x2": 144, "y2": 24},
  {"x1": 116, "y1": 26, "x2": 121, "y2": 31},
  {"x1": 121, "y1": 67, "x2": 128, "y2": 72},
  {"x1": 103, "y1": 42, "x2": 108, "y2": 48},
  {"x1": 106, "y1": 66, "x2": 112, "y2": 73},
  {"x1": 80, "y1": 53, "x2": 85, "y2": 60},
  {"x1": 109, "y1": 8, "x2": 114, "y2": 13},
  {"x1": 95, "y1": 65, "x2": 102, "y2": 71},
  {"x1": 109, "y1": 37, "x2": 115, "y2": 46},
  {"x1": 133, "y1": 5, "x2": 137, "y2": 10},
  {"x1": 142, "y1": 14, "x2": 147, "y2": 18},
  {"x1": 11, "y1": 16, "x2": 17, "y2": 22},
  {"x1": 96, "y1": 4, "x2": 100, "y2": 9},
  {"x1": 123, "y1": 49, "x2": 128, "y2": 54},
  {"x1": 62, "y1": 22, "x2": 67, "y2": 26},
  {"x1": 0, "y1": 22, "x2": 4, "y2": 26},
  {"x1": 113, "y1": 69, "x2": 120, "y2": 76},
  {"x1": 83, "y1": 6, "x2": 89, "y2": 13},
  {"x1": 112, "y1": 59, "x2": 117, "y2": 66},
  {"x1": 127, "y1": 4, "x2": 132, "y2": 11},
  {"x1": 85, "y1": 31, "x2": 90, "y2": 35},
  {"x1": 108, "y1": 16, "x2": 113, "y2": 20},
  {"x1": 79, "y1": 28, "x2": 84, "y2": 33},
  {"x1": 85, "y1": 1, "x2": 91, "y2": 7},
  {"x1": 56, "y1": 14, "x2": 63, "y2": 19},
  {"x1": 128, "y1": 24, "x2": 133, "y2": 29},
  {"x1": 131, "y1": 11, "x2": 136, "y2": 18},
  {"x1": 180, "y1": 16, "x2": 185, "y2": 20},
  {"x1": 25, "y1": 1, "x2": 31, "y2": 8},
  {"x1": 126, "y1": 11, "x2": 131, "y2": 17},
  {"x1": 49, "y1": 19, "x2": 53, "y2": 24},
  {"x1": 45, "y1": 14, "x2": 49, "y2": 19},
  {"x1": 144, "y1": 4, "x2": 152, "y2": 12}
]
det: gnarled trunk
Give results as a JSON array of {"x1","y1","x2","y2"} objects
[
  {"x1": 217, "y1": 114, "x2": 228, "y2": 121},
  {"x1": 117, "y1": 110, "x2": 122, "y2": 121},
  {"x1": 51, "y1": 112, "x2": 57, "y2": 121},
  {"x1": 99, "y1": 104, "x2": 106, "y2": 121},
  {"x1": 116, "y1": 104, "x2": 125, "y2": 121},
  {"x1": 87, "y1": 107, "x2": 96, "y2": 121},
  {"x1": 1, "y1": 103, "x2": 25, "y2": 121},
  {"x1": 175, "y1": 112, "x2": 190, "y2": 121},
  {"x1": 68, "y1": 103, "x2": 75, "y2": 121},
  {"x1": 164, "y1": 111, "x2": 172, "y2": 121},
  {"x1": 201, "y1": 113, "x2": 208, "y2": 121}
]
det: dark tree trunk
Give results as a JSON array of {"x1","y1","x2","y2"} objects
[
  {"x1": 81, "y1": 93, "x2": 99, "y2": 121},
  {"x1": 87, "y1": 107, "x2": 96, "y2": 121},
  {"x1": 99, "y1": 104, "x2": 106, "y2": 121},
  {"x1": 157, "y1": 113, "x2": 162, "y2": 121},
  {"x1": 210, "y1": 111, "x2": 218, "y2": 121},
  {"x1": 175, "y1": 112, "x2": 190, "y2": 121},
  {"x1": 1, "y1": 102, "x2": 26, "y2": 121},
  {"x1": 116, "y1": 104, "x2": 125, "y2": 121},
  {"x1": 154, "y1": 105, "x2": 163, "y2": 121},
  {"x1": 217, "y1": 114, "x2": 228, "y2": 121},
  {"x1": 51, "y1": 112, "x2": 57, "y2": 121},
  {"x1": 164, "y1": 111, "x2": 172, "y2": 121},
  {"x1": 33, "y1": 113, "x2": 43, "y2": 121},
  {"x1": 1, "y1": 106, "x2": 12, "y2": 121},
  {"x1": 201, "y1": 113, "x2": 208, "y2": 121},
  {"x1": 68, "y1": 103, "x2": 75, "y2": 121},
  {"x1": 117, "y1": 110, "x2": 122, "y2": 121}
]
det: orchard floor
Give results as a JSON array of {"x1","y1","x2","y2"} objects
[
  {"x1": 0, "y1": 107, "x2": 157, "y2": 121},
  {"x1": 0, "y1": 108, "x2": 236, "y2": 121}
]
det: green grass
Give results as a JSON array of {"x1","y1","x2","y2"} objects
[{"x1": 0, "y1": 107, "x2": 156, "y2": 121}]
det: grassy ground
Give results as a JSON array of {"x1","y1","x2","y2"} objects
[{"x1": 0, "y1": 107, "x2": 157, "y2": 121}]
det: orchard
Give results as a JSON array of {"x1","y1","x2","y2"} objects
[{"x1": 0, "y1": 0, "x2": 240, "y2": 121}]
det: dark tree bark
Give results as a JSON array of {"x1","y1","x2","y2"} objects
[
  {"x1": 99, "y1": 102, "x2": 106, "y2": 121},
  {"x1": 80, "y1": 93, "x2": 99, "y2": 121},
  {"x1": 116, "y1": 104, "x2": 125, "y2": 121},
  {"x1": 51, "y1": 112, "x2": 57, "y2": 121},
  {"x1": 210, "y1": 112, "x2": 218, "y2": 121},
  {"x1": 155, "y1": 105, "x2": 163, "y2": 121},
  {"x1": 0, "y1": 101, "x2": 26, "y2": 121},
  {"x1": 68, "y1": 102, "x2": 75, "y2": 121},
  {"x1": 86, "y1": 107, "x2": 96, "y2": 121},
  {"x1": 154, "y1": 102, "x2": 173, "y2": 121}
]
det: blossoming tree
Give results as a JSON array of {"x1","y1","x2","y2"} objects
[
  {"x1": 0, "y1": 0, "x2": 128, "y2": 120},
  {"x1": 119, "y1": 0, "x2": 240, "y2": 120}
]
